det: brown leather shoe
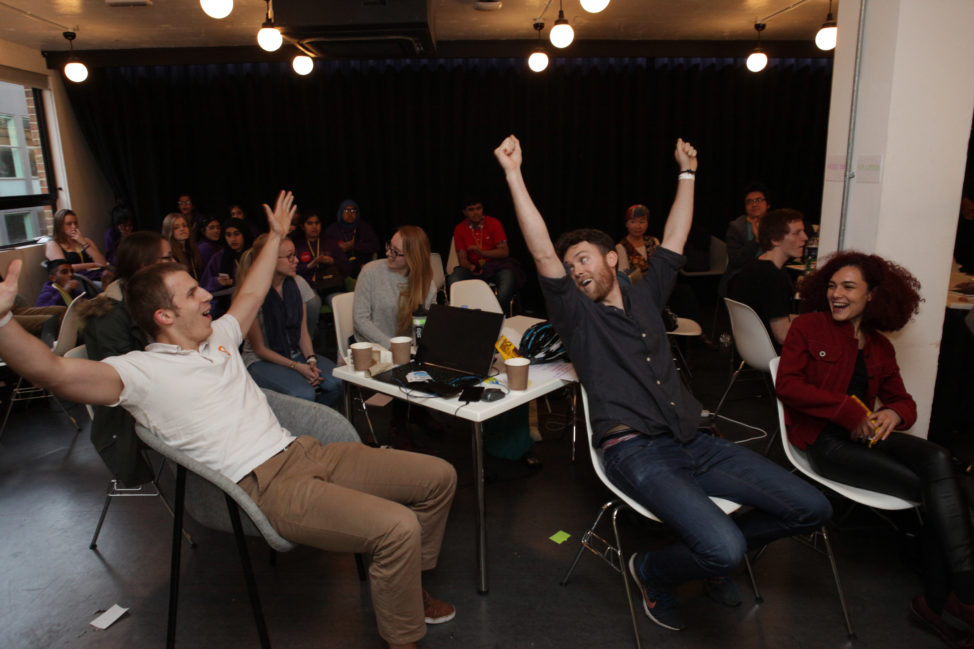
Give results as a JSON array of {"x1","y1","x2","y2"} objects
[
  {"x1": 422, "y1": 590, "x2": 455, "y2": 624},
  {"x1": 911, "y1": 595, "x2": 974, "y2": 648}
]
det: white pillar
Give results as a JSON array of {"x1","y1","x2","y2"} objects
[{"x1": 819, "y1": 0, "x2": 974, "y2": 436}]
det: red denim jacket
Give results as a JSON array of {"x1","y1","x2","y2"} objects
[{"x1": 775, "y1": 312, "x2": 917, "y2": 449}]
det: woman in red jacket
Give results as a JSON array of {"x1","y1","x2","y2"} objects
[{"x1": 777, "y1": 251, "x2": 974, "y2": 648}]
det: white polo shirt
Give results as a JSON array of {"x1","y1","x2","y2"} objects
[{"x1": 103, "y1": 314, "x2": 294, "y2": 483}]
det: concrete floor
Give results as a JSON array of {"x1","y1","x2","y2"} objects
[{"x1": 0, "y1": 332, "x2": 952, "y2": 649}]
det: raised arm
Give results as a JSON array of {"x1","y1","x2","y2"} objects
[
  {"x1": 228, "y1": 191, "x2": 296, "y2": 332},
  {"x1": 659, "y1": 138, "x2": 698, "y2": 255},
  {"x1": 0, "y1": 260, "x2": 123, "y2": 405},
  {"x1": 494, "y1": 135, "x2": 564, "y2": 278}
]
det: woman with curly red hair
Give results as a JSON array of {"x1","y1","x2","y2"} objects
[{"x1": 776, "y1": 251, "x2": 974, "y2": 648}]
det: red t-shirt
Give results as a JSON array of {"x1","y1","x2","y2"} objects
[{"x1": 453, "y1": 216, "x2": 507, "y2": 267}]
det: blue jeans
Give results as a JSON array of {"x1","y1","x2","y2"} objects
[
  {"x1": 446, "y1": 267, "x2": 517, "y2": 310},
  {"x1": 248, "y1": 353, "x2": 342, "y2": 407},
  {"x1": 604, "y1": 432, "x2": 831, "y2": 586}
]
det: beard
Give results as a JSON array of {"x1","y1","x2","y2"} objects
[{"x1": 577, "y1": 263, "x2": 616, "y2": 303}]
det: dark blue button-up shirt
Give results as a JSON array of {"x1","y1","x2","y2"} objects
[{"x1": 539, "y1": 246, "x2": 702, "y2": 447}]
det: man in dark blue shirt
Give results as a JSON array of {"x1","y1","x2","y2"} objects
[{"x1": 494, "y1": 135, "x2": 831, "y2": 632}]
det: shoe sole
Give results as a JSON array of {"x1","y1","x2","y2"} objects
[
  {"x1": 425, "y1": 610, "x2": 456, "y2": 625},
  {"x1": 627, "y1": 554, "x2": 684, "y2": 632},
  {"x1": 909, "y1": 601, "x2": 968, "y2": 647}
]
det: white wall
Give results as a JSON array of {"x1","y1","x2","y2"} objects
[{"x1": 819, "y1": 0, "x2": 974, "y2": 436}]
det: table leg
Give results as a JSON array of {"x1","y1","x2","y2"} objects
[
  {"x1": 570, "y1": 382, "x2": 578, "y2": 463},
  {"x1": 342, "y1": 382, "x2": 353, "y2": 423},
  {"x1": 471, "y1": 420, "x2": 488, "y2": 593}
]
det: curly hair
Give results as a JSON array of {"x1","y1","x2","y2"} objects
[{"x1": 799, "y1": 250, "x2": 923, "y2": 332}]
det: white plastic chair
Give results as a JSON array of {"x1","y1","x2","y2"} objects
[
  {"x1": 445, "y1": 235, "x2": 460, "y2": 275},
  {"x1": 0, "y1": 293, "x2": 86, "y2": 438},
  {"x1": 561, "y1": 386, "x2": 756, "y2": 649},
  {"x1": 712, "y1": 298, "x2": 779, "y2": 447},
  {"x1": 770, "y1": 356, "x2": 919, "y2": 638},
  {"x1": 449, "y1": 278, "x2": 503, "y2": 314},
  {"x1": 331, "y1": 291, "x2": 377, "y2": 444}
]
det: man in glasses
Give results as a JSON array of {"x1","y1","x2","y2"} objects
[
  {"x1": 445, "y1": 197, "x2": 524, "y2": 312},
  {"x1": 719, "y1": 182, "x2": 771, "y2": 298}
]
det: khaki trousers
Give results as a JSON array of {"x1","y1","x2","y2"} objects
[{"x1": 239, "y1": 437, "x2": 456, "y2": 645}]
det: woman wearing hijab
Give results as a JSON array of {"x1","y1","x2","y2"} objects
[{"x1": 325, "y1": 199, "x2": 380, "y2": 278}]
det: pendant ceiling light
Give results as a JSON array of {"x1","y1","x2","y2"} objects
[
  {"x1": 815, "y1": 0, "x2": 837, "y2": 51},
  {"x1": 200, "y1": 0, "x2": 233, "y2": 20},
  {"x1": 746, "y1": 23, "x2": 768, "y2": 73},
  {"x1": 549, "y1": 0, "x2": 573, "y2": 49},
  {"x1": 62, "y1": 32, "x2": 88, "y2": 83},
  {"x1": 527, "y1": 21, "x2": 549, "y2": 73},
  {"x1": 292, "y1": 55, "x2": 314, "y2": 76},
  {"x1": 257, "y1": 0, "x2": 283, "y2": 52},
  {"x1": 580, "y1": 0, "x2": 610, "y2": 13}
]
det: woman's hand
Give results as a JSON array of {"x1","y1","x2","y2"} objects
[
  {"x1": 338, "y1": 240, "x2": 354, "y2": 252},
  {"x1": 852, "y1": 409, "x2": 901, "y2": 444},
  {"x1": 295, "y1": 362, "x2": 321, "y2": 386},
  {"x1": 315, "y1": 254, "x2": 334, "y2": 265},
  {"x1": 217, "y1": 275, "x2": 234, "y2": 287}
]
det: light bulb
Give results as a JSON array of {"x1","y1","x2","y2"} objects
[
  {"x1": 64, "y1": 61, "x2": 88, "y2": 83},
  {"x1": 815, "y1": 23, "x2": 837, "y2": 51},
  {"x1": 528, "y1": 51, "x2": 549, "y2": 72},
  {"x1": 257, "y1": 26, "x2": 283, "y2": 52},
  {"x1": 549, "y1": 14, "x2": 574, "y2": 49},
  {"x1": 746, "y1": 51, "x2": 768, "y2": 73},
  {"x1": 200, "y1": 0, "x2": 233, "y2": 19},
  {"x1": 580, "y1": 0, "x2": 609, "y2": 13},
  {"x1": 292, "y1": 55, "x2": 314, "y2": 75}
]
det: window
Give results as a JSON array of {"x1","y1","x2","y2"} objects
[{"x1": 0, "y1": 80, "x2": 57, "y2": 246}]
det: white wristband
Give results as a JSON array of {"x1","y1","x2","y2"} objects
[
  {"x1": 678, "y1": 172, "x2": 696, "y2": 181},
  {"x1": 0, "y1": 312, "x2": 12, "y2": 328}
]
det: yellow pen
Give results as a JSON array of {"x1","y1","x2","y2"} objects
[{"x1": 850, "y1": 395, "x2": 881, "y2": 447}]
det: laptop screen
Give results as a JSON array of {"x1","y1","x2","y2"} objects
[{"x1": 416, "y1": 304, "x2": 505, "y2": 377}]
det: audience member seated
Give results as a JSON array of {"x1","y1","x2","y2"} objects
[
  {"x1": 201, "y1": 217, "x2": 252, "y2": 319},
  {"x1": 35, "y1": 259, "x2": 84, "y2": 307},
  {"x1": 616, "y1": 204, "x2": 705, "y2": 331},
  {"x1": 445, "y1": 197, "x2": 524, "y2": 311},
  {"x1": 776, "y1": 251, "x2": 974, "y2": 649},
  {"x1": 353, "y1": 225, "x2": 435, "y2": 349},
  {"x1": 240, "y1": 234, "x2": 341, "y2": 407},
  {"x1": 162, "y1": 212, "x2": 204, "y2": 280},
  {"x1": 719, "y1": 182, "x2": 770, "y2": 297},
  {"x1": 103, "y1": 201, "x2": 134, "y2": 267},
  {"x1": 325, "y1": 199, "x2": 381, "y2": 278},
  {"x1": 46, "y1": 208, "x2": 109, "y2": 288},
  {"x1": 176, "y1": 193, "x2": 200, "y2": 230},
  {"x1": 293, "y1": 209, "x2": 351, "y2": 299},
  {"x1": 728, "y1": 208, "x2": 807, "y2": 348},
  {"x1": 0, "y1": 191, "x2": 456, "y2": 649},
  {"x1": 78, "y1": 231, "x2": 170, "y2": 486},
  {"x1": 196, "y1": 215, "x2": 223, "y2": 268}
]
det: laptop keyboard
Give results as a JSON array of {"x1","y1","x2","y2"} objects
[{"x1": 374, "y1": 363, "x2": 483, "y2": 386}]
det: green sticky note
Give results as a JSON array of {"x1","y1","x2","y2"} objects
[{"x1": 549, "y1": 530, "x2": 571, "y2": 544}]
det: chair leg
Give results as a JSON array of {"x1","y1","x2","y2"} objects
[
  {"x1": 50, "y1": 395, "x2": 80, "y2": 431},
  {"x1": 560, "y1": 502, "x2": 611, "y2": 585},
  {"x1": 227, "y1": 495, "x2": 272, "y2": 649},
  {"x1": 612, "y1": 506, "x2": 643, "y2": 649},
  {"x1": 89, "y1": 487, "x2": 114, "y2": 549},
  {"x1": 820, "y1": 526, "x2": 856, "y2": 639},
  {"x1": 569, "y1": 383, "x2": 579, "y2": 464},
  {"x1": 0, "y1": 376, "x2": 23, "y2": 440},
  {"x1": 166, "y1": 465, "x2": 187, "y2": 649},
  {"x1": 355, "y1": 387, "x2": 379, "y2": 445},
  {"x1": 713, "y1": 360, "x2": 745, "y2": 415},
  {"x1": 742, "y1": 552, "x2": 763, "y2": 603}
]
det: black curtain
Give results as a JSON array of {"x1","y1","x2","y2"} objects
[{"x1": 65, "y1": 55, "x2": 832, "y2": 304}]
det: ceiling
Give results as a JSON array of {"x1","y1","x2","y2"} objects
[{"x1": 0, "y1": 0, "x2": 838, "y2": 63}]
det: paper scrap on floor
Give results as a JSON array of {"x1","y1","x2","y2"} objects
[
  {"x1": 549, "y1": 530, "x2": 572, "y2": 544},
  {"x1": 91, "y1": 604, "x2": 128, "y2": 630}
]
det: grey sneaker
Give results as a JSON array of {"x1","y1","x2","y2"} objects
[
  {"x1": 705, "y1": 575, "x2": 742, "y2": 607},
  {"x1": 628, "y1": 553, "x2": 686, "y2": 631}
]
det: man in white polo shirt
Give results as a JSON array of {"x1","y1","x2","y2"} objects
[{"x1": 0, "y1": 191, "x2": 456, "y2": 649}]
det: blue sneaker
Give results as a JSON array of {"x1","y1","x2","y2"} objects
[
  {"x1": 628, "y1": 553, "x2": 686, "y2": 631},
  {"x1": 705, "y1": 575, "x2": 742, "y2": 607}
]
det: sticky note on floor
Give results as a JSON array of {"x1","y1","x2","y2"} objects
[
  {"x1": 91, "y1": 604, "x2": 128, "y2": 630},
  {"x1": 549, "y1": 530, "x2": 571, "y2": 544}
]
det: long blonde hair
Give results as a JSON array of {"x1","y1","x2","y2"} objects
[
  {"x1": 161, "y1": 212, "x2": 203, "y2": 278},
  {"x1": 395, "y1": 225, "x2": 433, "y2": 335}
]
